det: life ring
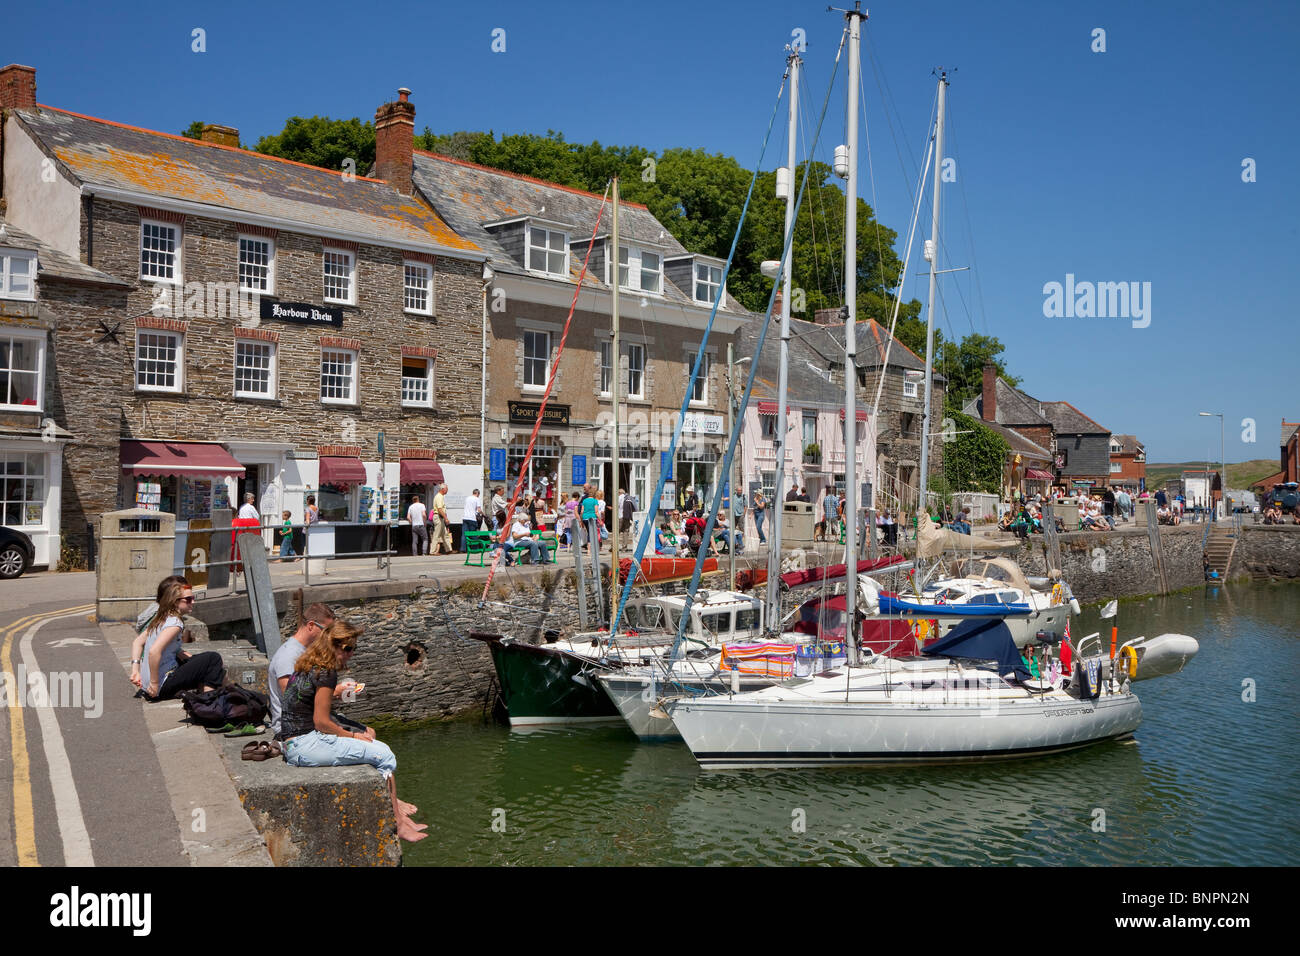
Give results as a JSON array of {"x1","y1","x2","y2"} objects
[{"x1": 1120, "y1": 645, "x2": 1138, "y2": 680}]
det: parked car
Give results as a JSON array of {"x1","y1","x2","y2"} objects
[{"x1": 0, "y1": 527, "x2": 35, "y2": 579}]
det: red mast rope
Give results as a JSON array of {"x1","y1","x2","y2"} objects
[{"x1": 480, "y1": 186, "x2": 610, "y2": 602}]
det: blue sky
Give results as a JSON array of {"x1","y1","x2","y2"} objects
[{"x1": 5, "y1": 0, "x2": 1296, "y2": 466}]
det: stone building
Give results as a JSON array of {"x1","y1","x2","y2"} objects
[
  {"x1": 1, "y1": 67, "x2": 489, "y2": 563},
  {"x1": 406, "y1": 145, "x2": 750, "y2": 521},
  {"x1": 0, "y1": 217, "x2": 130, "y2": 566}
]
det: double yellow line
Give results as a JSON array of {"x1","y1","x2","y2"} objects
[{"x1": 2, "y1": 604, "x2": 95, "y2": 866}]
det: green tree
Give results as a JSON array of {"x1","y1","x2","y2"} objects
[
  {"x1": 414, "y1": 127, "x2": 491, "y2": 160},
  {"x1": 255, "y1": 116, "x2": 375, "y2": 175},
  {"x1": 937, "y1": 333, "x2": 1021, "y2": 409},
  {"x1": 180, "y1": 120, "x2": 206, "y2": 140}
]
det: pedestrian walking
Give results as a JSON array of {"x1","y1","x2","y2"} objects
[
  {"x1": 620, "y1": 487, "x2": 634, "y2": 538},
  {"x1": 406, "y1": 495, "x2": 428, "y2": 556},
  {"x1": 278, "y1": 510, "x2": 297, "y2": 560},
  {"x1": 463, "y1": 489, "x2": 483, "y2": 550},
  {"x1": 430, "y1": 484, "x2": 453, "y2": 554},
  {"x1": 752, "y1": 490, "x2": 768, "y2": 544}
]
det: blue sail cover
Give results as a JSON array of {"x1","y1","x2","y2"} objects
[
  {"x1": 878, "y1": 595, "x2": 1031, "y2": 617},
  {"x1": 921, "y1": 618, "x2": 1032, "y2": 682}
]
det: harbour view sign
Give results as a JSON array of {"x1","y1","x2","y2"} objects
[
  {"x1": 259, "y1": 300, "x2": 344, "y2": 328},
  {"x1": 508, "y1": 401, "x2": 570, "y2": 427}
]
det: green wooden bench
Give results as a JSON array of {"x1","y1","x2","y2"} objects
[{"x1": 463, "y1": 529, "x2": 495, "y2": 567}]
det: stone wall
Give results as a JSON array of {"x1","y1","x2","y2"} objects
[
  {"x1": 1234, "y1": 524, "x2": 1300, "y2": 578},
  {"x1": 1018, "y1": 525, "x2": 1204, "y2": 601}
]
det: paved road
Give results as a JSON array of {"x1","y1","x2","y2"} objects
[{"x1": 1, "y1": 572, "x2": 186, "y2": 866}]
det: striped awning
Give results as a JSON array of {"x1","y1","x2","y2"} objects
[
  {"x1": 318, "y1": 456, "x2": 367, "y2": 486},
  {"x1": 839, "y1": 408, "x2": 869, "y2": 422},
  {"x1": 757, "y1": 402, "x2": 792, "y2": 416},
  {"x1": 1025, "y1": 468, "x2": 1054, "y2": 481}
]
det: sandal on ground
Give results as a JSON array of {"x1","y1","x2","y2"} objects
[
  {"x1": 207, "y1": 722, "x2": 239, "y2": 734},
  {"x1": 241, "y1": 741, "x2": 272, "y2": 761},
  {"x1": 224, "y1": 723, "x2": 261, "y2": 737}
]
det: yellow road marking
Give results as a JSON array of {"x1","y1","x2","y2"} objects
[{"x1": 2, "y1": 605, "x2": 97, "y2": 867}]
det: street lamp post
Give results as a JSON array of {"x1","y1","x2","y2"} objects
[{"x1": 1199, "y1": 411, "x2": 1224, "y2": 519}]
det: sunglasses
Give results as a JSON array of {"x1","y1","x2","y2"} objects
[
  {"x1": 336, "y1": 643, "x2": 356, "y2": 653},
  {"x1": 179, "y1": 595, "x2": 195, "y2": 603}
]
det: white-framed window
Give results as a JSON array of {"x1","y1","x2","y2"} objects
[
  {"x1": 694, "y1": 262, "x2": 722, "y2": 305},
  {"x1": 523, "y1": 330, "x2": 550, "y2": 388},
  {"x1": 140, "y1": 220, "x2": 180, "y2": 283},
  {"x1": 527, "y1": 225, "x2": 568, "y2": 277},
  {"x1": 401, "y1": 356, "x2": 434, "y2": 408},
  {"x1": 689, "y1": 350, "x2": 710, "y2": 404},
  {"x1": 1110, "y1": 441, "x2": 1123, "y2": 454},
  {"x1": 323, "y1": 249, "x2": 355, "y2": 304},
  {"x1": 0, "y1": 451, "x2": 46, "y2": 527},
  {"x1": 802, "y1": 411, "x2": 817, "y2": 449},
  {"x1": 404, "y1": 261, "x2": 433, "y2": 315},
  {"x1": 1109, "y1": 462, "x2": 1122, "y2": 474},
  {"x1": 320, "y1": 348, "x2": 357, "y2": 404},
  {"x1": 0, "y1": 332, "x2": 45, "y2": 410},
  {"x1": 233, "y1": 340, "x2": 276, "y2": 399},
  {"x1": 599, "y1": 340, "x2": 613, "y2": 395},
  {"x1": 760, "y1": 415, "x2": 777, "y2": 440},
  {"x1": 0, "y1": 249, "x2": 37, "y2": 301},
  {"x1": 612, "y1": 245, "x2": 662, "y2": 293},
  {"x1": 238, "y1": 236, "x2": 274, "y2": 294},
  {"x1": 135, "y1": 330, "x2": 183, "y2": 393},
  {"x1": 903, "y1": 378, "x2": 919, "y2": 398},
  {"x1": 627, "y1": 344, "x2": 645, "y2": 398}
]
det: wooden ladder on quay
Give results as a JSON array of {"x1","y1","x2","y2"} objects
[{"x1": 1204, "y1": 522, "x2": 1237, "y2": 579}]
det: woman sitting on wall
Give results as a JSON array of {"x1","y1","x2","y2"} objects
[
  {"x1": 278, "y1": 620, "x2": 427, "y2": 843},
  {"x1": 130, "y1": 577, "x2": 226, "y2": 700}
]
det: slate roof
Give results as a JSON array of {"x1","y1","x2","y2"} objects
[
  {"x1": 962, "y1": 377, "x2": 1050, "y2": 427},
  {"x1": 1112, "y1": 433, "x2": 1143, "y2": 455},
  {"x1": 980, "y1": 421, "x2": 1052, "y2": 460},
  {"x1": 410, "y1": 150, "x2": 746, "y2": 313},
  {"x1": 1039, "y1": 400, "x2": 1108, "y2": 435},
  {"x1": 736, "y1": 316, "x2": 843, "y2": 407},
  {"x1": 1282, "y1": 422, "x2": 1299, "y2": 447},
  {"x1": 14, "y1": 107, "x2": 479, "y2": 255},
  {"x1": 0, "y1": 218, "x2": 130, "y2": 287}
]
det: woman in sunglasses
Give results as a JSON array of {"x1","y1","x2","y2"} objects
[
  {"x1": 130, "y1": 577, "x2": 226, "y2": 700},
  {"x1": 278, "y1": 620, "x2": 426, "y2": 843}
]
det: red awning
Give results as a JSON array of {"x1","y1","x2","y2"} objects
[
  {"x1": 121, "y1": 440, "x2": 244, "y2": 479},
  {"x1": 319, "y1": 456, "x2": 368, "y2": 486},
  {"x1": 400, "y1": 458, "x2": 445, "y2": 485},
  {"x1": 1025, "y1": 468, "x2": 1054, "y2": 481},
  {"x1": 839, "y1": 408, "x2": 869, "y2": 422},
  {"x1": 757, "y1": 402, "x2": 791, "y2": 416}
]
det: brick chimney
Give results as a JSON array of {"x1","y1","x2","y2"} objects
[
  {"x1": 199, "y1": 124, "x2": 239, "y2": 147},
  {"x1": 981, "y1": 362, "x2": 997, "y2": 422},
  {"x1": 814, "y1": 307, "x2": 841, "y2": 325},
  {"x1": 772, "y1": 288, "x2": 783, "y2": 318},
  {"x1": 0, "y1": 64, "x2": 37, "y2": 110},
  {"x1": 374, "y1": 87, "x2": 415, "y2": 195}
]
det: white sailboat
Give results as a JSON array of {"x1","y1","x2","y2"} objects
[{"x1": 667, "y1": 7, "x2": 1193, "y2": 767}]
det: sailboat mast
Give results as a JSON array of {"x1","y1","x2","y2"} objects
[
  {"x1": 611, "y1": 176, "x2": 621, "y2": 627},
  {"x1": 765, "y1": 47, "x2": 801, "y2": 628},
  {"x1": 917, "y1": 72, "x2": 947, "y2": 515},
  {"x1": 844, "y1": 2, "x2": 865, "y2": 666}
]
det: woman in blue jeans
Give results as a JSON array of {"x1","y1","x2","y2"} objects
[{"x1": 278, "y1": 621, "x2": 427, "y2": 842}]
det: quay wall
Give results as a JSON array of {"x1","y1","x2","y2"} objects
[
  {"x1": 1233, "y1": 524, "x2": 1300, "y2": 578},
  {"x1": 1017, "y1": 525, "x2": 1204, "y2": 602}
]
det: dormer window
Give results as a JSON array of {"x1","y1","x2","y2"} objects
[
  {"x1": 1110, "y1": 441, "x2": 1123, "y2": 454},
  {"x1": 611, "y1": 245, "x2": 662, "y2": 293},
  {"x1": 527, "y1": 225, "x2": 569, "y2": 277},
  {"x1": 694, "y1": 262, "x2": 723, "y2": 306}
]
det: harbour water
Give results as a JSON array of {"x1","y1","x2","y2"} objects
[{"x1": 391, "y1": 581, "x2": 1299, "y2": 866}]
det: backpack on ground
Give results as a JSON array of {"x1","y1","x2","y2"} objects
[{"x1": 181, "y1": 684, "x2": 269, "y2": 728}]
